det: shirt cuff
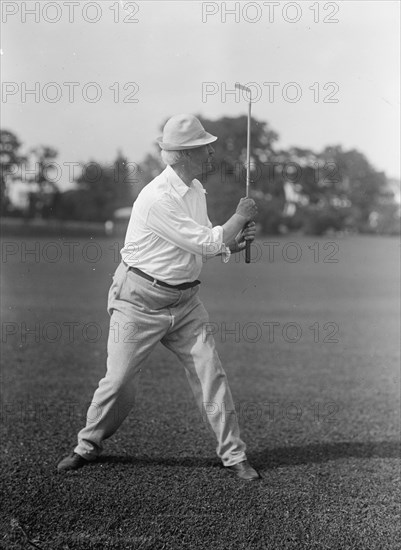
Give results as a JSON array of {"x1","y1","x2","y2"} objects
[
  {"x1": 221, "y1": 244, "x2": 231, "y2": 263},
  {"x1": 213, "y1": 226, "x2": 231, "y2": 262}
]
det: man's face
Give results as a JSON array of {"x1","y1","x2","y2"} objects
[{"x1": 188, "y1": 144, "x2": 215, "y2": 178}]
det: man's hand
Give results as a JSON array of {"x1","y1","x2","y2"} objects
[
  {"x1": 230, "y1": 221, "x2": 257, "y2": 253},
  {"x1": 222, "y1": 199, "x2": 258, "y2": 248},
  {"x1": 235, "y1": 198, "x2": 258, "y2": 221}
]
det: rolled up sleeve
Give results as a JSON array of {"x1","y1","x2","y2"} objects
[{"x1": 147, "y1": 198, "x2": 229, "y2": 260}]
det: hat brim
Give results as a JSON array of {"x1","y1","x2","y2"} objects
[{"x1": 156, "y1": 132, "x2": 217, "y2": 151}]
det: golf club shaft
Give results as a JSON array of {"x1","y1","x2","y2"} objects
[{"x1": 245, "y1": 99, "x2": 251, "y2": 264}]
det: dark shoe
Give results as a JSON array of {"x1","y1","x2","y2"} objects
[
  {"x1": 57, "y1": 452, "x2": 90, "y2": 472},
  {"x1": 225, "y1": 460, "x2": 261, "y2": 481}
]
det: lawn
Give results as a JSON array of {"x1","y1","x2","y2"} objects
[{"x1": 1, "y1": 232, "x2": 400, "y2": 549}]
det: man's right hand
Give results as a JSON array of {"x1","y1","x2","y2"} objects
[{"x1": 235, "y1": 198, "x2": 258, "y2": 221}]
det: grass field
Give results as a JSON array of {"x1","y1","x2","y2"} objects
[{"x1": 1, "y1": 232, "x2": 400, "y2": 549}]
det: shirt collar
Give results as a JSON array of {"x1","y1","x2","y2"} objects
[{"x1": 165, "y1": 165, "x2": 192, "y2": 197}]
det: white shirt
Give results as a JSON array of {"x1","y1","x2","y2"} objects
[{"x1": 120, "y1": 165, "x2": 230, "y2": 284}]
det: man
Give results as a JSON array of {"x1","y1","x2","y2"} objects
[{"x1": 58, "y1": 114, "x2": 260, "y2": 481}]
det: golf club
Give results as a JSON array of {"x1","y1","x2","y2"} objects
[{"x1": 235, "y1": 83, "x2": 252, "y2": 263}]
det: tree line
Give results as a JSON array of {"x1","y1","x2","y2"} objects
[{"x1": 1, "y1": 119, "x2": 399, "y2": 236}]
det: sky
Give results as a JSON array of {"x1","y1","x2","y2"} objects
[{"x1": 1, "y1": 0, "x2": 400, "y2": 188}]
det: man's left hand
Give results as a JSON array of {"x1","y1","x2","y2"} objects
[{"x1": 230, "y1": 222, "x2": 256, "y2": 253}]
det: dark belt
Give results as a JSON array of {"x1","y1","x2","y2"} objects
[{"x1": 126, "y1": 265, "x2": 200, "y2": 291}]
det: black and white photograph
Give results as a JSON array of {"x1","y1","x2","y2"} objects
[{"x1": 1, "y1": 1, "x2": 400, "y2": 548}]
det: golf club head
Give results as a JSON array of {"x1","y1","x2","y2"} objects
[{"x1": 235, "y1": 83, "x2": 252, "y2": 101}]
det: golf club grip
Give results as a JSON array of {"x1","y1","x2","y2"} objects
[
  {"x1": 245, "y1": 222, "x2": 251, "y2": 263},
  {"x1": 245, "y1": 240, "x2": 251, "y2": 263}
]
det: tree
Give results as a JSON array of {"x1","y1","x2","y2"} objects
[
  {"x1": 0, "y1": 129, "x2": 24, "y2": 214},
  {"x1": 113, "y1": 149, "x2": 138, "y2": 208},
  {"x1": 139, "y1": 152, "x2": 163, "y2": 187},
  {"x1": 26, "y1": 146, "x2": 60, "y2": 218},
  {"x1": 195, "y1": 115, "x2": 279, "y2": 224},
  {"x1": 320, "y1": 146, "x2": 389, "y2": 229},
  {"x1": 60, "y1": 152, "x2": 137, "y2": 222},
  {"x1": 197, "y1": 114, "x2": 278, "y2": 170},
  {"x1": 73, "y1": 160, "x2": 115, "y2": 221}
]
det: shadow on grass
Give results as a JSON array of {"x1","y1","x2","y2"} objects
[
  {"x1": 251, "y1": 440, "x2": 400, "y2": 470},
  {"x1": 95, "y1": 440, "x2": 400, "y2": 470}
]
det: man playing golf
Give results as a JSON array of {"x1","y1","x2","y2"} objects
[{"x1": 58, "y1": 114, "x2": 260, "y2": 481}]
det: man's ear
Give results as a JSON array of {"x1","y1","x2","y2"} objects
[{"x1": 182, "y1": 150, "x2": 192, "y2": 164}]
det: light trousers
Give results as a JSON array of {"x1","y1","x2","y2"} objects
[{"x1": 75, "y1": 261, "x2": 247, "y2": 467}]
